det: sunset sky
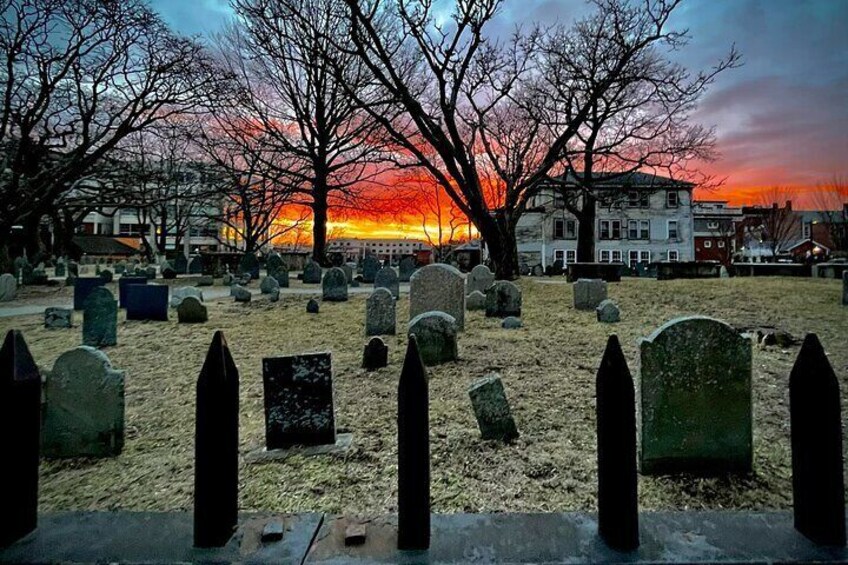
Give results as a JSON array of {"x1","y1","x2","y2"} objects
[{"x1": 151, "y1": 0, "x2": 848, "y2": 238}]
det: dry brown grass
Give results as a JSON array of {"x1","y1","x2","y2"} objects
[{"x1": 2, "y1": 276, "x2": 845, "y2": 515}]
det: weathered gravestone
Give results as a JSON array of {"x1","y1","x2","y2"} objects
[
  {"x1": 125, "y1": 284, "x2": 168, "y2": 321},
  {"x1": 399, "y1": 256, "x2": 417, "y2": 282},
  {"x1": 638, "y1": 316, "x2": 752, "y2": 474},
  {"x1": 573, "y1": 278, "x2": 608, "y2": 311},
  {"x1": 596, "y1": 299, "x2": 621, "y2": 323},
  {"x1": 408, "y1": 311, "x2": 458, "y2": 366},
  {"x1": 362, "y1": 337, "x2": 388, "y2": 370},
  {"x1": 54, "y1": 259, "x2": 66, "y2": 278},
  {"x1": 188, "y1": 256, "x2": 204, "y2": 275},
  {"x1": 366, "y1": 288, "x2": 396, "y2": 336},
  {"x1": 322, "y1": 267, "x2": 348, "y2": 302},
  {"x1": 73, "y1": 277, "x2": 105, "y2": 310},
  {"x1": 144, "y1": 266, "x2": 157, "y2": 279},
  {"x1": 502, "y1": 316, "x2": 522, "y2": 329},
  {"x1": 466, "y1": 290, "x2": 485, "y2": 311},
  {"x1": 118, "y1": 276, "x2": 148, "y2": 308},
  {"x1": 177, "y1": 296, "x2": 208, "y2": 324},
  {"x1": 720, "y1": 265, "x2": 730, "y2": 279},
  {"x1": 468, "y1": 373, "x2": 519, "y2": 441},
  {"x1": 266, "y1": 254, "x2": 289, "y2": 288},
  {"x1": 467, "y1": 264, "x2": 495, "y2": 295},
  {"x1": 114, "y1": 262, "x2": 126, "y2": 275},
  {"x1": 485, "y1": 281, "x2": 521, "y2": 318},
  {"x1": 306, "y1": 298, "x2": 320, "y2": 313},
  {"x1": 173, "y1": 254, "x2": 188, "y2": 275},
  {"x1": 82, "y1": 287, "x2": 117, "y2": 346},
  {"x1": 239, "y1": 253, "x2": 260, "y2": 280},
  {"x1": 42, "y1": 346, "x2": 125, "y2": 457},
  {"x1": 303, "y1": 261, "x2": 323, "y2": 284},
  {"x1": 232, "y1": 285, "x2": 251, "y2": 303},
  {"x1": 262, "y1": 352, "x2": 335, "y2": 449},
  {"x1": 68, "y1": 261, "x2": 79, "y2": 278},
  {"x1": 170, "y1": 286, "x2": 203, "y2": 308},
  {"x1": 374, "y1": 266, "x2": 399, "y2": 299},
  {"x1": 0, "y1": 273, "x2": 17, "y2": 302},
  {"x1": 362, "y1": 254, "x2": 381, "y2": 283},
  {"x1": 260, "y1": 276, "x2": 280, "y2": 295},
  {"x1": 44, "y1": 307, "x2": 73, "y2": 328},
  {"x1": 410, "y1": 263, "x2": 465, "y2": 331}
]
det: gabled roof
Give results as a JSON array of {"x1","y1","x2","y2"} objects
[
  {"x1": 550, "y1": 170, "x2": 695, "y2": 189},
  {"x1": 72, "y1": 235, "x2": 140, "y2": 256},
  {"x1": 782, "y1": 238, "x2": 831, "y2": 252}
]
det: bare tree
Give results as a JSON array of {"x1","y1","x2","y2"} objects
[
  {"x1": 812, "y1": 176, "x2": 848, "y2": 254},
  {"x1": 747, "y1": 186, "x2": 800, "y2": 261}
]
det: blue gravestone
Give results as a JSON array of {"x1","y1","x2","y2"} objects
[
  {"x1": 118, "y1": 276, "x2": 148, "y2": 308},
  {"x1": 73, "y1": 277, "x2": 105, "y2": 310},
  {"x1": 125, "y1": 285, "x2": 169, "y2": 321}
]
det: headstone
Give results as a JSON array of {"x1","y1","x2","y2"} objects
[
  {"x1": 303, "y1": 261, "x2": 323, "y2": 284},
  {"x1": 54, "y1": 260, "x2": 66, "y2": 278},
  {"x1": 194, "y1": 332, "x2": 239, "y2": 548},
  {"x1": 409, "y1": 264, "x2": 465, "y2": 331},
  {"x1": 307, "y1": 298, "x2": 320, "y2": 313},
  {"x1": 467, "y1": 264, "x2": 495, "y2": 295},
  {"x1": 125, "y1": 284, "x2": 168, "y2": 321},
  {"x1": 222, "y1": 273, "x2": 234, "y2": 286},
  {"x1": 366, "y1": 288, "x2": 396, "y2": 336},
  {"x1": 573, "y1": 278, "x2": 607, "y2": 311},
  {"x1": 114, "y1": 262, "x2": 126, "y2": 276},
  {"x1": 374, "y1": 266, "x2": 399, "y2": 299},
  {"x1": 82, "y1": 287, "x2": 117, "y2": 346},
  {"x1": 170, "y1": 286, "x2": 204, "y2": 308},
  {"x1": 188, "y1": 256, "x2": 204, "y2": 275},
  {"x1": 73, "y1": 277, "x2": 105, "y2": 310},
  {"x1": 466, "y1": 290, "x2": 485, "y2": 311},
  {"x1": 268, "y1": 289, "x2": 280, "y2": 302},
  {"x1": 178, "y1": 297, "x2": 208, "y2": 324},
  {"x1": 173, "y1": 254, "x2": 188, "y2": 274},
  {"x1": 399, "y1": 257, "x2": 417, "y2": 282},
  {"x1": 550, "y1": 259, "x2": 565, "y2": 276},
  {"x1": 638, "y1": 316, "x2": 752, "y2": 474},
  {"x1": 144, "y1": 266, "x2": 157, "y2": 279},
  {"x1": 0, "y1": 331, "x2": 41, "y2": 547},
  {"x1": 362, "y1": 254, "x2": 381, "y2": 283},
  {"x1": 407, "y1": 311, "x2": 458, "y2": 366},
  {"x1": 596, "y1": 299, "x2": 620, "y2": 323},
  {"x1": 532, "y1": 264, "x2": 544, "y2": 277},
  {"x1": 468, "y1": 373, "x2": 519, "y2": 441},
  {"x1": 501, "y1": 316, "x2": 522, "y2": 329},
  {"x1": 44, "y1": 307, "x2": 73, "y2": 328},
  {"x1": 0, "y1": 273, "x2": 17, "y2": 302},
  {"x1": 232, "y1": 285, "x2": 251, "y2": 303},
  {"x1": 720, "y1": 265, "x2": 730, "y2": 278},
  {"x1": 266, "y1": 253, "x2": 284, "y2": 277},
  {"x1": 260, "y1": 276, "x2": 280, "y2": 295},
  {"x1": 262, "y1": 352, "x2": 335, "y2": 449},
  {"x1": 239, "y1": 253, "x2": 260, "y2": 280},
  {"x1": 485, "y1": 281, "x2": 521, "y2": 318},
  {"x1": 68, "y1": 261, "x2": 79, "y2": 278},
  {"x1": 362, "y1": 337, "x2": 388, "y2": 370},
  {"x1": 42, "y1": 346, "x2": 125, "y2": 457},
  {"x1": 273, "y1": 266, "x2": 290, "y2": 288},
  {"x1": 341, "y1": 264, "x2": 354, "y2": 285},
  {"x1": 322, "y1": 267, "x2": 348, "y2": 302},
  {"x1": 118, "y1": 276, "x2": 148, "y2": 308}
]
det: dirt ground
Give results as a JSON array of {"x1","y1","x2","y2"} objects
[{"x1": 2, "y1": 276, "x2": 845, "y2": 515}]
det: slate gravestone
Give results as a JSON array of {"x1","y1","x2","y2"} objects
[
  {"x1": 125, "y1": 284, "x2": 168, "y2": 321},
  {"x1": 322, "y1": 267, "x2": 348, "y2": 302},
  {"x1": 0, "y1": 273, "x2": 17, "y2": 302},
  {"x1": 178, "y1": 297, "x2": 208, "y2": 324},
  {"x1": 720, "y1": 265, "x2": 730, "y2": 278},
  {"x1": 596, "y1": 299, "x2": 620, "y2": 323},
  {"x1": 118, "y1": 276, "x2": 148, "y2": 308},
  {"x1": 45, "y1": 307, "x2": 73, "y2": 328},
  {"x1": 82, "y1": 287, "x2": 117, "y2": 347},
  {"x1": 239, "y1": 253, "x2": 260, "y2": 280},
  {"x1": 262, "y1": 352, "x2": 335, "y2": 449},
  {"x1": 532, "y1": 264, "x2": 544, "y2": 276},
  {"x1": 502, "y1": 316, "x2": 522, "y2": 329},
  {"x1": 173, "y1": 254, "x2": 188, "y2": 275},
  {"x1": 341, "y1": 264, "x2": 354, "y2": 284},
  {"x1": 73, "y1": 277, "x2": 105, "y2": 310},
  {"x1": 485, "y1": 281, "x2": 521, "y2": 318},
  {"x1": 399, "y1": 256, "x2": 417, "y2": 282},
  {"x1": 407, "y1": 311, "x2": 458, "y2": 366},
  {"x1": 170, "y1": 286, "x2": 203, "y2": 308},
  {"x1": 188, "y1": 256, "x2": 204, "y2": 275},
  {"x1": 362, "y1": 254, "x2": 381, "y2": 283},
  {"x1": 307, "y1": 298, "x2": 320, "y2": 313},
  {"x1": 266, "y1": 253, "x2": 284, "y2": 276},
  {"x1": 55, "y1": 260, "x2": 66, "y2": 278},
  {"x1": 273, "y1": 266, "x2": 290, "y2": 288},
  {"x1": 638, "y1": 316, "x2": 752, "y2": 474},
  {"x1": 374, "y1": 266, "x2": 399, "y2": 298},
  {"x1": 843, "y1": 271, "x2": 848, "y2": 306},
  {"x1": 366, "y1": 288, "x2": 396, "y2": 336},
  {"x1": 232, "y1": 285, "x2": 251, "y2": 302},
  {"x1": 468, "y1": 374, "x2": 519, "y2": 441},
  {"x1": 466, "y1": 290, "x2": 485, "y2": 311},
  {"x1": 260, "y1": 276, "x2": 280, "y2": 295},
  {"x1": 467, "y1": 265, "x2": 495, "y2": 295},
  {"x1": 362, "y1": 337, "x2": 388, "y2": 370},
  {"x1": 410, "y1": 264, "x2": 465, "y2": 331},
  {"x1": 42, "y1": 346, "x2": 125, "y2": 457},
  {"x1": 303, "y1": 261, "x2": 323, "y2": 284},
  {"x1": 573, "y1": 278, "x2": 608, "y2": 311}
]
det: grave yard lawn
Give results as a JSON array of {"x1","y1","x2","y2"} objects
[{"x1": 3, "y1": 276, "x2": 846, "y2": 516}]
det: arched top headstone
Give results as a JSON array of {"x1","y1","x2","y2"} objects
[
  {"x1": 485, "y1": 280, "x2": 521, "y2": 318},
  {"x1": 467, "y1": 264, "x2": 495, "y2": 295},
  {"x1": 409, "y1": 264, "x2": 465, "y2": 330},
  {"x1": 322, "y1": 267, "x2": 348, "y2": 301},
  {"x1": 374, "y1": 266, "x2": 400, "y2": 298}
]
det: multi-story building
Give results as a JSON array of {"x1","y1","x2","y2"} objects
[
  {"x1": 327, "y1": 237, "x2": 430, "y2": 264},
  {"x1": 692, "y1": 200, "x2": 743, "y2": 263},
  {"x1": 516, "y1": 172, "x2": 695, "y2": 268}
]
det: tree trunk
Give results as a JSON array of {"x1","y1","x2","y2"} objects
[
  {"x1": 311, "y1": 189, "x2": 329, "y2": 266},
  {"x1": 477, "y1": 212, "x2": 520, "y2": 280},
  {"x1": 576, "y1": 193, "x2": 597, "y2": 262}
]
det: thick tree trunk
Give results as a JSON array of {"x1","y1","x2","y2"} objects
[
  {"x1": 576, "y1": 193, "x2": 597, "y2": 263},
  {"x1": 477, "y1": 212, "x2": 520, "y2": 280},
  {"x1": 311, "y1": 189, "x2": 329, "y2": 266}
]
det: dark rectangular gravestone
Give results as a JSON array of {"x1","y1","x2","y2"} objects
[
  {"x1": 73, "y1": 277, "x2": 105, "y2": 310},
  {"x1": 125, "y1": 285, "x2": 169, "y2": 321},
  {"x1": 118, "y1": 277, "x2": 148, "y2": 308},
  {"x1": 262, "y1": 353, "x2": 335, "y2": 449}
]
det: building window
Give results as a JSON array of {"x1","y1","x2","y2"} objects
[
  {"x1": 718, "y1": 241, "x2": 726, "y2": 248},
  {"x1": 667, "y1": 220, "x2": 679, "y2": 240},
  {"x1": 802, "y1": 222, "x2": 811, "y2": 239},
  {"x1": 628, "y1": 191, "x2": 640, "y2": 208},
  {"x1": 566, "y1": 249, "x2": 576, "y2": 263},
  {"x1": 704, "y1": 240, "x2": 712, "y2": 248},
  {"x1": 599, "y1": 219, "x2": 621, "y2": 240},
  {"x1": 553, "y1": 219, "x2": 576, "y2": 239},
  {"x1": 667, "y1": 191, "x2": 679, "y2": 208},
  {"x1": 629, "y1": 220, "x2": 650, "y2": 240},
  {"x1": 599, "y1": 249, "x2": 611, "y2": 262},
  {"x1": 707, "y1": 220, "x2": 720, "y2": 230},
  {"x1": 628, "y1": 250, "x2": 651, "y2": 267},
  {"x1": 668, "y1": 249, "x2": 679, "y2": 262},
  {"x1": 611, "y1": 250, "x2": 622, "y2": 263}
]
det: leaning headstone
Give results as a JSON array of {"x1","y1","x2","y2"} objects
[
  {"x1": 118, "y1": 276, "x2": 148, "y2": 308},
  {"x1": 501, "y1": 316, "x2": 522, "y2": 329},
  {"x1": 466, "y1": 290, "x2": 485, "y2": 311},
  {"x1": 239, "y1": 253, "x2": 260, "y2": 280},
  {"x1": 262, "y1": 352, "x2": 335, "y2": 448},
  {"x1": 170, "y1": 286, "x2": 204, "y2": 308},
  {"x1": 399, "y1": 256, "x2": 417, "y2": 282},
  {"x1": 322, "y1": 267, "x2": 348, "y2": 302},
  {"x1": 178, "y1": 297, "x2": 208, "y2": 324},
  {"x1": 638, "y1": 316, "x2": 752, "y2": 474},
  {"x1": 485, "y1": 281, "x2": 521, "y2": 318},
  {"x1": 125, "y1": 285, "x2": 168, "y2": 321},
  {"x1": 573, "y1": 278, "x2": 607, "y2": 311},
  {"x1": 374, "y1": 266, "x2": 399, "y2": 299},
  {"x1": 44, "y1": 307, "x2": 73, "y2": 328},
  {"x1": 409, "y1": 264, "x2": 465, "y2": 330},
  {"x1": 0, "y1": 331, "x2": 41, "y2": 547},
  {"x1": 82, "y1": 287, "x2": 117, "y2": 346},
  {"x1": 0, "y1": 273, "x2": 17, "y2": 302},
  {"x1": 260, "y1": 276, "x2": 280, "y2": 295},
  {"x1": 468, "y1": 373, "x2": 519, "y2": 441},
  {"x1": 307, "y1": 298, "x2": 320, "y2": 313},
  {"x1": 42, "y1": 347, "x2": 125, "y2": 457},
  {"x1": 467, "y1": 264, "x2": 495, "y2": 295},
  {"x1": 362, "y1": 337, "x2": 388, "y2": 370},
  {"x1": 366, "y1": 288, "x2": 396, "y2": 336},
  {"x1": 362, "y1": 254, "x2": 381, "y2": 283},
  {"x1": 73, "y1": 277, "x2": 105, "y2": 310},
  {"x1": 303, "y1": 261, "x2": 323, "y2": 284},
  {"x1": 407, "y1": 311, "x2": 458, "y2": 366},
  {"x1": 173, "y1": 254, "x2": 188, "y2": 275},
  {"x1": 232, "y1": 285, "x2": 251, "y2": 303},
  {"x1": 596, "y1": 299, "x2": 620, "y2": 323}
]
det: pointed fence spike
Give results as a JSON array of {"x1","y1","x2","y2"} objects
[
  {"x1": 596, "y1": 335, "x2": 639, "y2": 551},
  {"x1": 194, "y1": 331, "x2": 240, "y2": 548},
  {"x1": 790, "y1": 333, "x2": 845, "y2": 546},
  {"x1": 0, "y1": 330, "x2": 41, "y2": 547},
  {"x1": 397, "y1": 335, "x2": 430, "y2": 550}
]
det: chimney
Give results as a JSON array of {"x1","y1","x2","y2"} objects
[{"x1": 785, "y1": 200, "x2": 792, "y2": 211}]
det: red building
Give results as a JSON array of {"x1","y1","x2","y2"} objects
[{"x1": 692, "y1": 201, "x2": 743, "y2": 264}]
